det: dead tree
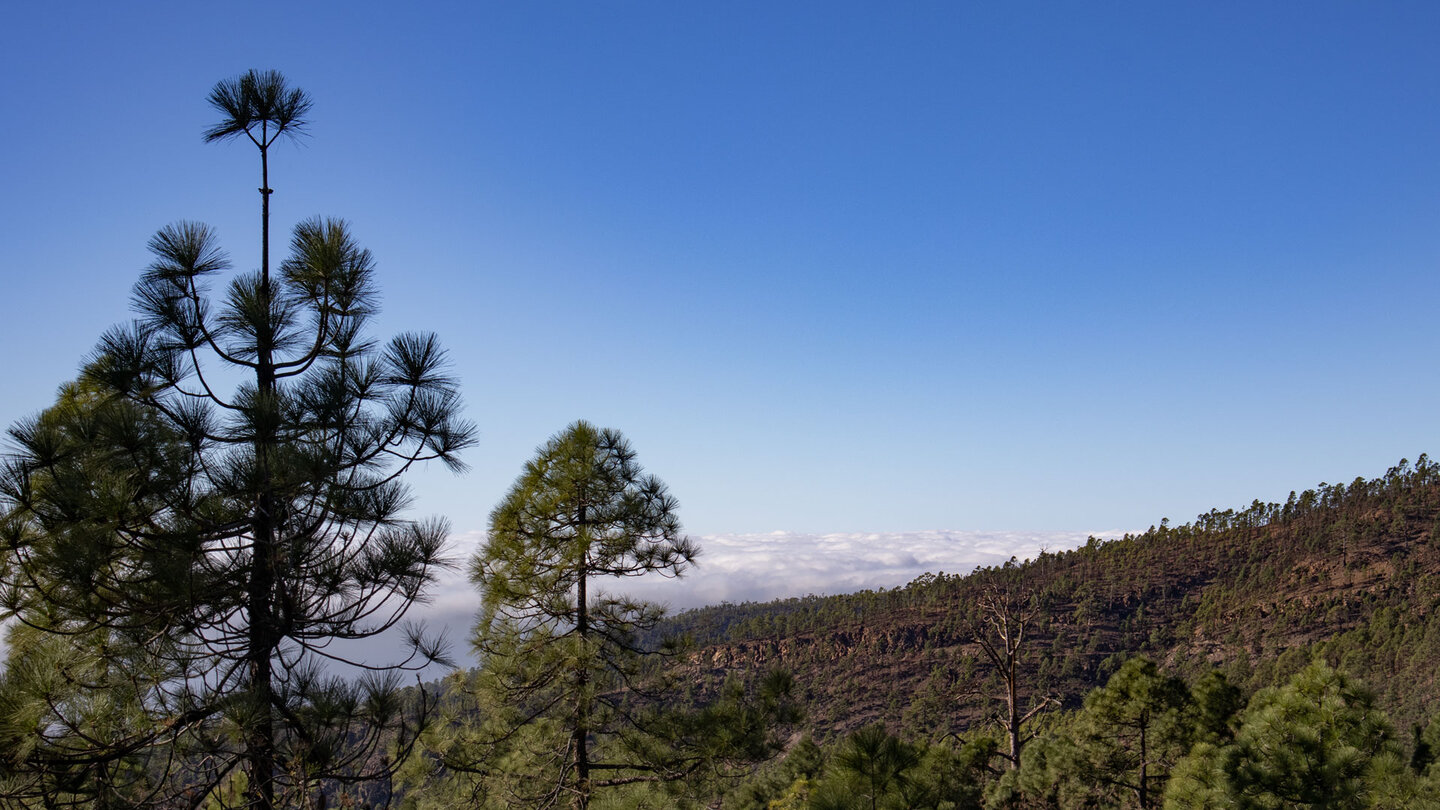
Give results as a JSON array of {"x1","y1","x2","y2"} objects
[{"x1": 970, "y1": 578, "x2": 1055, "y2": 769}]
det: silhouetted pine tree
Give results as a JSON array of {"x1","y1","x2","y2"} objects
[{"x1": 0, "y1": 70, "x2": 475, "y2": 809}]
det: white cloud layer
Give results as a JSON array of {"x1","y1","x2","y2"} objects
[{"x1": 405, "y1": 528, "x2": 1123, "y2": 670}]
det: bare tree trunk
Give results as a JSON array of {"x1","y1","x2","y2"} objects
[
  {"x1": 246, "y1": 135, "x2": 279, "y2": 810},
  {"x1": 971, "y1": 582, "x2": 1052, "y2": 770},
  {"x1": 573, "y1": 503, "x2": 590, "y2": 810},
  {"x1": 1006, "y1": 653, "x2": 1021, "y2": 767}
]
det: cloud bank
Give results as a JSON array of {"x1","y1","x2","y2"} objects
[
  {"x1": 609, "y1": 529, "x2": 1123, "y2": 609},
  {"x1": 407, "y1": 528, "x2": 1122, "y2": 670}
]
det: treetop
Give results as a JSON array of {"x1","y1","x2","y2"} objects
[{"x1": 203, "y1": 69, "x2": 312, "y2": 148}]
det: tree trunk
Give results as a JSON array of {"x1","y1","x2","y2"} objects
[
  {"x1": 1138, "y1": 718, "x2": 1150, "y2": 809},
  {"x1": 573, "y1": 502, "x2": 590, "y2": 810},
  {"x1": 246, "y1": 136, "x2": 280, "y2": 810},
  {"x1": 1006, "y1": 655, "x2": 1021, "y2": 768}
]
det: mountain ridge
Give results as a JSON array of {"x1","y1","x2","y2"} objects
[{"x1": 655, "y1": 456, "x2": 1440, "y2": 740}]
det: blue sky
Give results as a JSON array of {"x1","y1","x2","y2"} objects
[{"x1": 6, "y1": 2, "x2": 1440, "y2": 570}]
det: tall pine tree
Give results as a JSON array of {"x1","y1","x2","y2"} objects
[{"x1": 0, "y1": 71, "x2": 475, "y2": 809}]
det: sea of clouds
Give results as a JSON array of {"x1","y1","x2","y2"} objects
[{"x1": 406, "y1": 528, "x2": 1124, "y2": 670}]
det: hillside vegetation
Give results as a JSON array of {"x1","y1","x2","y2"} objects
[{"x1": 663, "y1": 456, "x2": 1440, "y2": 741}]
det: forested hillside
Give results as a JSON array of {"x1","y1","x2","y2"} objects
[
  {"x1": 393, "y1": 455, "x2": 1440, "y2": 807},
  {"x1": 663, "y1": 456, "x2": 1440, "y2": 742}
]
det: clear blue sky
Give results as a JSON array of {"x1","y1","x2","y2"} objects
[{"x1": 6, "y1": 2, "x2": 1440, "y2": 545}]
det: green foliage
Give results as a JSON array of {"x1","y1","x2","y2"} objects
[
  {"x1": 910, "y1": 737, "x2": 993, "y2": 810},
  {"x1": 778, "y1": 727, "x2": 991, "y2": 810},
  {"x1": 1062, "y1": 657, "x2": 1196, "y2": 808},
  {"x1": 411, "y1": 422, "x2": 793, "y2": 808},
  {"x1": 0, "y1": 378, "x2": 217, "y2": 806},
  {"x1": 0, "y1": 614, "x2": 171, "y2": 806},
  {"x1": 1188, "y1": 669, "x2": 1243, "y2": 746},
  {"x1": 462, "y1": 421, "x2": 696, "y2": 807},
  {"x1": 0, "y1": 72, "x2": 473, "y2": 808},
  {"x1": 721, "y1": 736, "x2": 825, "y2": 810},
  {"x1": 982, "y1": 657, "x2": 1200, "y2": 808},
  {"x1": 824, "y1": 724, "x2": 921, "y2": 810},
  {"x1": 1164, "y1": 661, "x2": 1406, "y2": 809},
  {"x1": 474, "y1": 421, "x2": 696, "y2": 661}
]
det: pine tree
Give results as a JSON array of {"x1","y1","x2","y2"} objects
[
  {"x1": 1164, "y1": 661, "x2": 1403, "y2": 809},
  {"x1": 0, "y1": 71, "x2": 475, "y2": 809},
  {"x1": 424, "y1": 422, "x2": 792, "y2": 809},
  {"x1": 0, "y1": 377, "x2": 198, "y2": 807},
  {"x1": 1065, "y1": 657, "x2": 1196, "y2": 809},
  {"x1": 455, "y1": 421, "x2": 698, "y2": 809},
  {"x1": 827, "y1": 725, "x2": 921, "y2": 810}
]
